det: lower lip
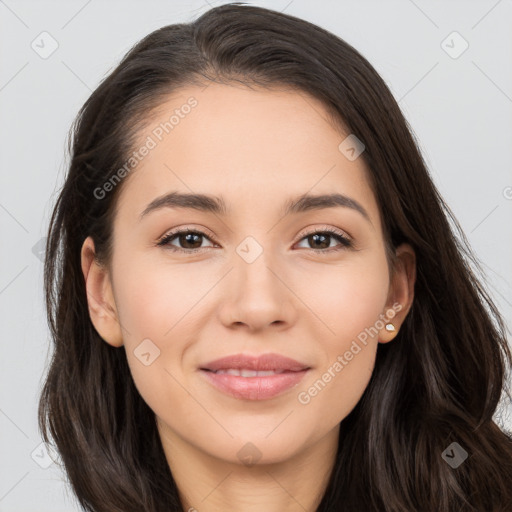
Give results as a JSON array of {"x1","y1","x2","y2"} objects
[{"x1": 200, "y1": 369, "x2": 309, "y2": 400}]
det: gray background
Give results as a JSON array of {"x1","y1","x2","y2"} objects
[{"x1": 1, "y1": 0, "x2": 511, "y2": 510}]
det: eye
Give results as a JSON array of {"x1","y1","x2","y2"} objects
[
  {"x1": 156, "y1": 226, "x2": 353, "y2": 254},
  {"x1": 294, "y1": 227, "x2": 353, "y2": 253},
  {"x1": 156, "y1": 228, "x2": 217, "y2": 253}
]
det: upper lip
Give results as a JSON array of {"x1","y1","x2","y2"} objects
[{"x1": 200, "y1": 353, "x2": 310, "y2": 372}]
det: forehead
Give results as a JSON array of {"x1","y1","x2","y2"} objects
[{"x1": 116, "y1": 82, "x2": 381, "y2": 230}]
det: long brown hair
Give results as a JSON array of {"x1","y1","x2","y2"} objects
[{"x1": 38, "y1": 3, "x2": 512, "y2": 510}]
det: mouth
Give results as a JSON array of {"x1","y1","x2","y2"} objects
[
  {"x1": 199, "y1": 367, "x2": 310, "y2": 400},
  {"x1": 200, "y1": 352, "x2": 310, "y2": 373},
  {"x1": 202, "y1": 368, "x2": 302, "y2": 376},
  {"x1": 198, "y1": 352, "x2": 311, "y2": 400}
]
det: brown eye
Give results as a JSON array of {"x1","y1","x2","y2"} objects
[
  {"x1": 295, "y1": 228, "x2": 353, "y2": 252},
  {"x1": 157, "y1": 229, "x2": 216, "y2": 252},
  {"x1": 156, "y1": 226, "x2": 353, "y2": 255}
]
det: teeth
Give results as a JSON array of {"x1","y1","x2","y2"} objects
[{"x1": 214, "y1": 369, "x2": 285, "y2": 377}]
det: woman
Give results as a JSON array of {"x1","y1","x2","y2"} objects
[{"x1": 38, "y1": 3, "x2": 512, "y2": 511}]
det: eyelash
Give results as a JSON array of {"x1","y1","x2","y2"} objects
[{"x1": 156, "y1": 226, "x2": 353, "y2": 254}]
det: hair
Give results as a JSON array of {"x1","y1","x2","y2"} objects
[{"x1": 38, "y1": 3, "x2": 512, "y2": 511}]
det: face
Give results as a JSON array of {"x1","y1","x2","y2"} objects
[{"x1": 82, "y1": 82, "x2": 415, "y2": 466}]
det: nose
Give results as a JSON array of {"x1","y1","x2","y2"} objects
[{"x1": 217, "y1": 249, "x2": 298, "y2": 333}]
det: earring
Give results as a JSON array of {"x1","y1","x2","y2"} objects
[{"x1": 385, "y1": 323, "x2": 396, "y2": 332}]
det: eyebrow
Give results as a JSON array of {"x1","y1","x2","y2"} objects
[{"x1": 139, "y1": 191, "x2": 372, "y2": 224}]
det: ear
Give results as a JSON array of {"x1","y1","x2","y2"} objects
[
  {"x1": 80, "y1": 236, "x2": 123, "y2": 347},
  {"x1": 379, "y1": 242, "x2": 416, "y2": 343}
]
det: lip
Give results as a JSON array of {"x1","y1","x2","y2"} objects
[
  {"x1": 199, "y1": 353, "x2": 311, "y2": 401},
  {"x1": 200, "y1": 368, "x2": 310, "y2": 400},
  {"x1": 200, "y1": 353, "x2": 310, "y2": 372}
]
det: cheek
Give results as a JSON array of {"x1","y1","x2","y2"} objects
[
  {"x1": 111, "y1": 254, "x2": 223, "y2": 405},
  {"x1": 331, "y1": 266, "x2": 388, "y2": 343},
  {"x1": 113, "y1": 253, "x2": 214, "y2": 339},
  {"x1": 293, "y1": 253, "x2": 390, "y2": 347},
  {"x1": 294, "y1": 257, "x2": 388, "y2": 420},
  {"x1": 297, "y1": 284, "x2": 382, "y2": 427},
  {"x1": 297, "y1": 345, "x2": 377, "y2": 431}
]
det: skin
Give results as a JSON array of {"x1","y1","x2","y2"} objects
[{"x1": 81, "y1": 82, "x2": 416, "y2": 512}]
